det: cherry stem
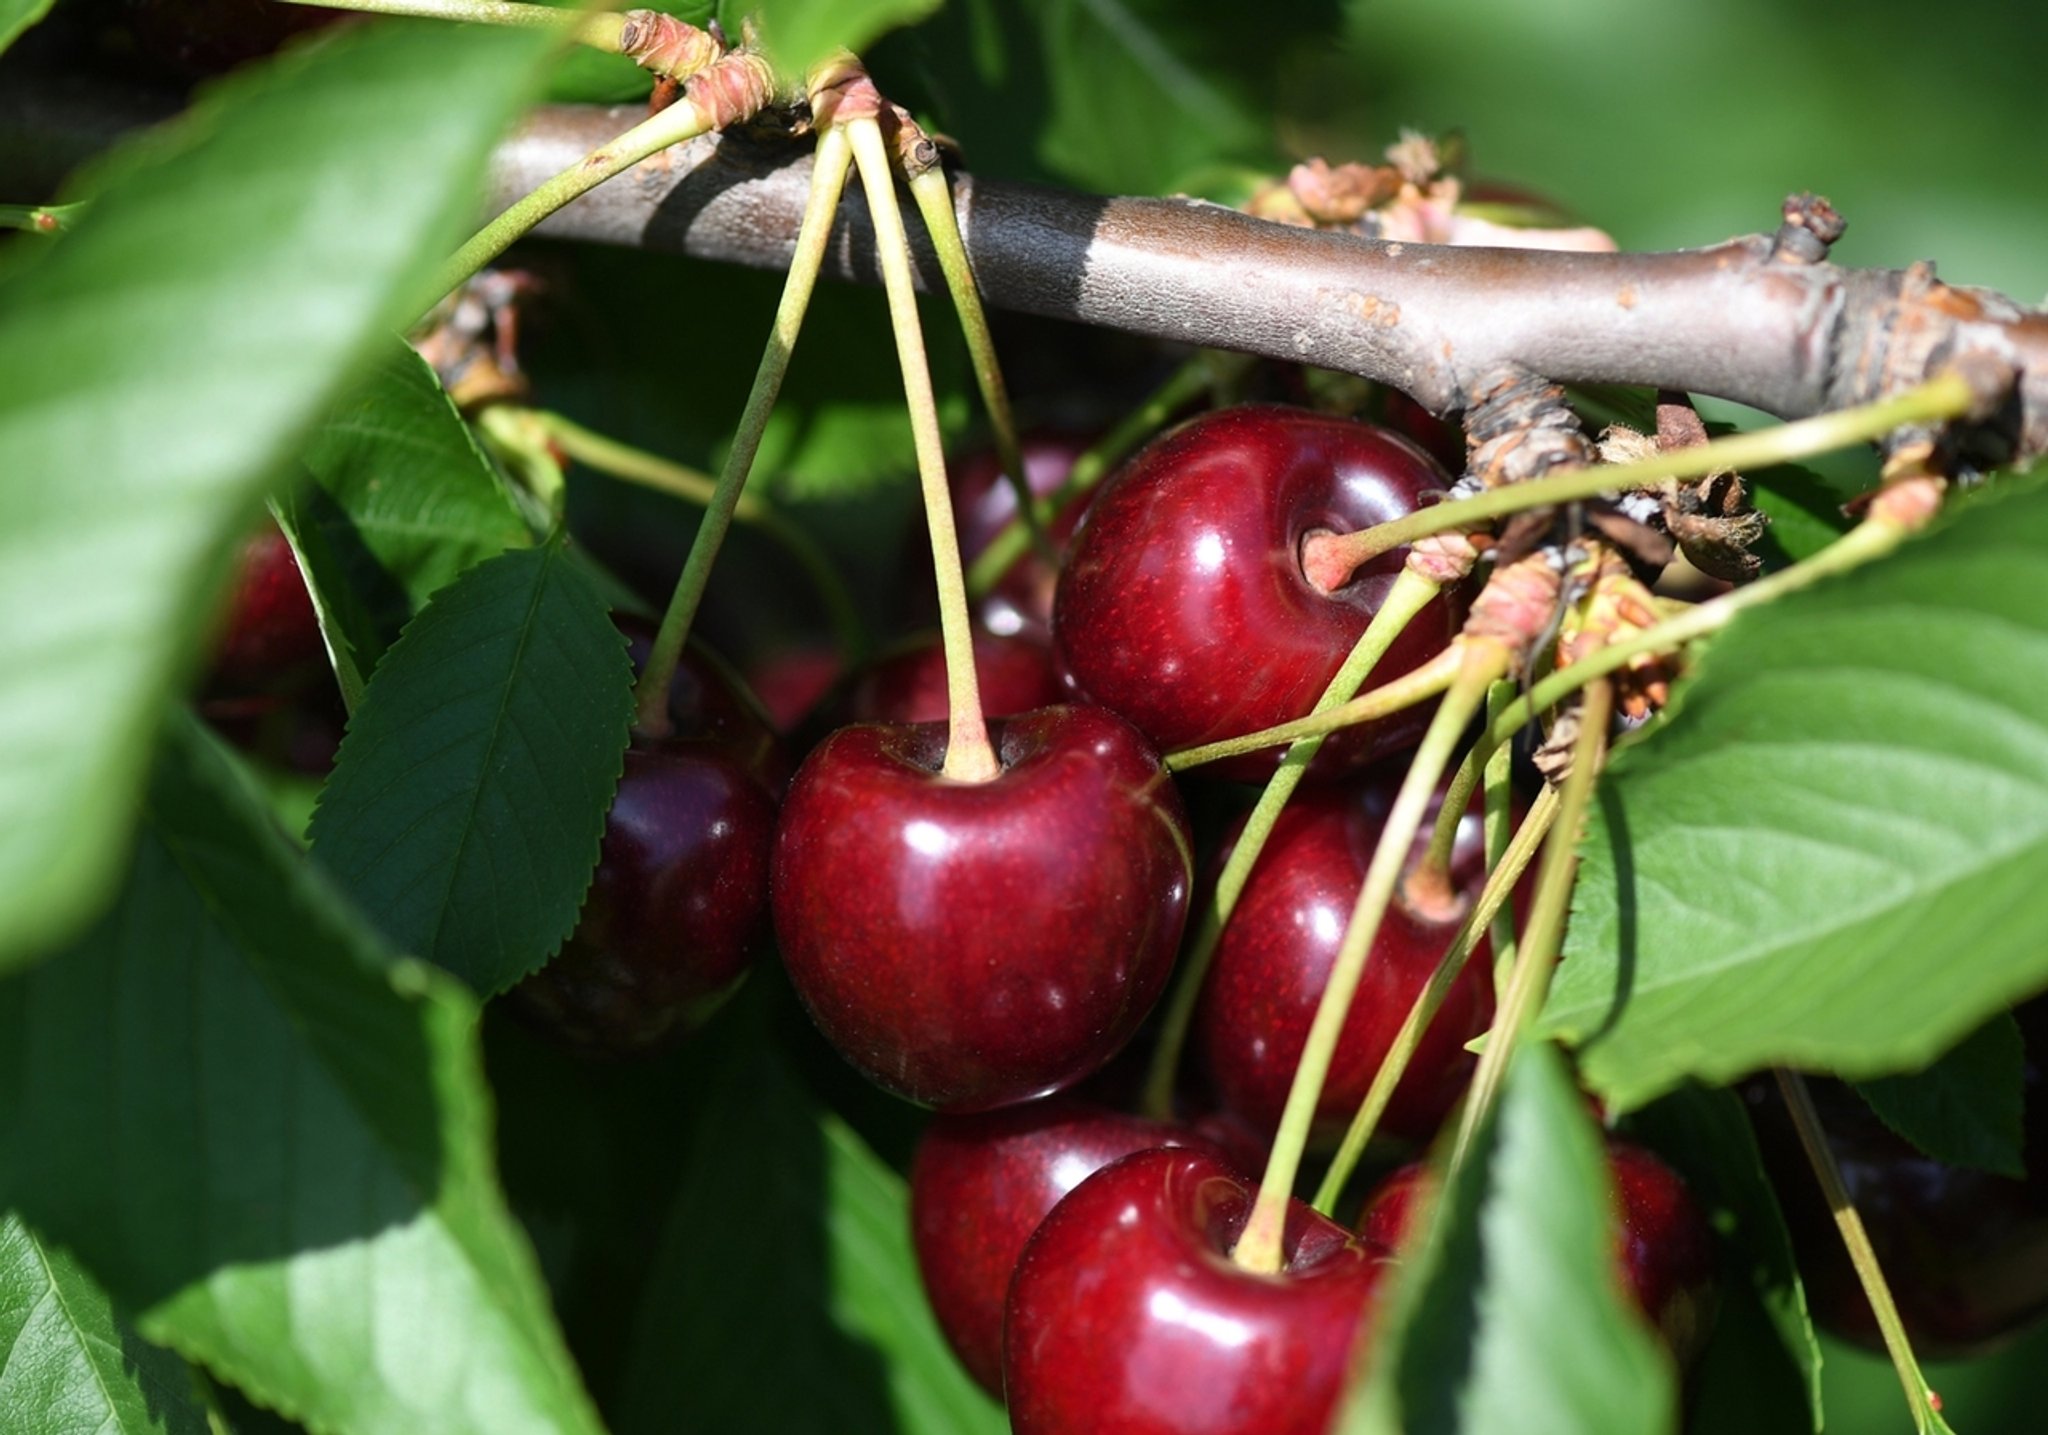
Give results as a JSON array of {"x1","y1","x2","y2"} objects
[
  {"x1": 0, "y1": 201, "x2": 78, "y2": 234},
  {"x1": 1404, "y1": 739, "x2": 1482, "y2": 920},
  {"x1": 1137, "y1": 569, "x2": 1444, "y2": 1122},
  {"x1": 964, "y1": 353, "x2": 1237, "y2": 597},
  {"x1": 1447, "y1": 677, "x2": 1614, "y2": 1176},
  {"x1": 905, "y1": 165, "x2": 1050, "y2": 567},
  {"x1": 1774, "y1": 1068, "x2": 1953, "y2": 1435},
  {"x1": 1310, "y1": 370, "x2": 1975, "y2": 578},
  {"x1": 425, "y1": 96, "x2": 716, "y2": 317},
  {"x1": 630, "y1": 123, "x2": 854, "y2": 737},
  {"x1": 848, "y1": 115, "x2": 999, "y2": 782},
  {"x1": 1233, "y1": 646, "x2": 1505, "y2": 1275},
  {"x1": 280, "y1": 0, "x2": 629, "y2": 45},
  {"x1": 530, "y1": 409, "x2": 868, "y2": 659},
  {"x1": 1165, "y1": 641, "x2": 1463, "y2": 772},
  {"x1": 1481, "y1": 681, "x2": 1521, "y2": 996},
  {"x1": 1312, "y1": 783, "x2": 1560, "y2": 1213}
]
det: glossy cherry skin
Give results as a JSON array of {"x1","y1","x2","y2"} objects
[
  {"x1": 212, "y1": 526, "x2": 325, "y2": 690},
  {"x1": 833, "y1": 630, "x2": 1063, "y2": 729},
  {"x1": 1360, "y1": 1138, "x2": 1719, "y2": 1365},
  {"x1": 911, "y1": 1097, "x2": 1236, "y2": 1394},
  {"x1": 512, "y1": 740, "x2": 778, "y2": 1056},
  {"x1": 616, "y1": 615, "x2": 789, "y2": 791},
  {"x1": 1195, "y1": 771, "x2": 1495, "y2": 1145},
  {"x1": 1052, "y1": 405, "x2": 1456, "y2": 781},
  {"x1": 1745, "y1": 1032, "x2": 2048, "y2": 1360},
  {"x1": 1005, "y1": 1146, "x2": 1390, "y2": 1434},
  {"x1": 772, "y1": 704, "x2": 1192, "y2": 1112}
]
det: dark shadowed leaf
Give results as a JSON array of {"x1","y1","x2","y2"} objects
[
  {"x1": 1853, "y1": 1012, "x2": 2025, "y2": 1177},
  {"x1": 0, "y1": 20, "x2": 553, "y2": 973},
  {"x1": 0, "y1": 0, "x2": 53, "y2": 55},
  {"x1": 309, "y1": 539, "x2": 633, "y2": 996}
]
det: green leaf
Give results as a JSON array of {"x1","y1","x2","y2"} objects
[
  {"x1": 0, "y1": 0, "x2": 52, "y2": 56},
  {"x1": 1343, "y1": 1043, "x2": 1676, "y2": 1435},
  {"x1": 308, "y1": 540, "x2": 633, "y2": 997},
  {"x1": 742, "y1": 0, "x2": 946, "y2": 77},
  {"x1": 1543, "y1": 476, "x2": 2048, "y2": 1112},
  {"x1": 0, "y1": 715, "x2": 603, "y2": 1435},
  {"x1": 1852, "y1": 1012, "x2": 2026, "y2": 1177},
  {"x1": 283, "y1": 343, "x2": 535, "y2": 684},
  {"x1": 1624, "y1": 1086, "x2": 1822, "y2": 1433},
  {"x1": 617, "y1": 988, "x2": 1005, "y2": 1435},
  {"x1": 0, "y1": 1212, "x2": 211, "y2": 1435},
  {"x1": 0, "y1": 20, "x2": 554, "y2": 974}
]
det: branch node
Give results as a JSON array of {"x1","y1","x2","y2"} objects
[{"x1": 1771, "y1": 191, "x2": 1846, "y2": 265}]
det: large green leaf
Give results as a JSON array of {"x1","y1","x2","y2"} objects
[
  {"x1": 0, "y1": 1213, "x2": 211, "y2": 1435},
  {"x1": 308, "y1": 540, "x2": 632, "y2": 997},
  {"x1": 743, "y1": 0, "x2": 945, "y2": 76},
  {"x1": 0, "y1": 20, "x2": 553, "y2": 974},
  {"x1": 0, "y1": 715, "x2": 604, "y2": 1435},
  {"x1": 0, "y1": 0, "x2": 52, "y2": 56},
  {"x1": 1343, "y1": 1043, "x2": 1676, "y2": 1435},
  {"x1": 283, "y1": 342, "x2": 535, "y2": 685},
  {"x1": 617, "y1": 988, "x2": 1005, "y2": 1435},
  {"x1": 1544, "y1": 477, "x2": 2048, "y2": 1111},
  {"x1": 1852, "y1": 1011, "x2": 2025, "y2": 1177}
]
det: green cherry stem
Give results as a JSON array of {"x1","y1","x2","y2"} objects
[
  {"x1": 280, "y1": 0, "x2": 628, "y2": 45},
  {"x1": 629, "y1": 122, "x2": 854, "y2": 737},
  {"x1": 531, "y1": 410, "x2": 867, "y2": 658},
  {"x1": 1314, "y1": 371, "x2": 1975, "y2": 575},
  {"x1": 1311, "y1": 782, "x2": 1560, "y2": 1213},
  {"x1": 1775, "y1": 1068, "x2": 1954, "y2": 1435},
  {"x1": 1166, "y1": 641, "x2": 1463, "y2": 772},
  {"x1": 1233, "y1": 644, "x2": 1506, "y2": 1275},
  {"x1": 1447, "y1": 678, "x2": 1614, "y2": 1176},
  {"x1": 906, "y1": 164, "x2": 1049, "y2": 565},
  {"x1": 0, "y1": 201, "x2": 81, "y2": 234},
  {"x1": 1481, "y1": 682, "x2": 1522, "y2": 995},
  {"x1": 1138, "y1": 569, "x2": 1444, "y2": 1122},
  {"x1": 849, "y1": 115, "x2": 999, "y2": 781},
  {"x1": 965, "y1": 353, "x2": 1234, "y2": 597}
]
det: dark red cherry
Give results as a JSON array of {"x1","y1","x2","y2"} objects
[
  {"x1": 1745, "y1": 1028, "x2": 2048, "y2": 1360},
  {"x1": 949, "y1": 431, "x2": 1095, "y2": 641},
  {"x1": 911, "y1": 1098, "x2": 1235, "y2": 1394},
  {"x1": 1194, "y1": 769, "x2": 1495, "y2": 1145},
  {"x1": 211, "y1": 525, "x2": 325, "y2": 690},
  {"x1": 512, "y1": 740, "x2": 777, "y2": 1056},
  {"x1": 834, "y1": 629, "x2": 1063, "y2": 728},
  {"x1": 744, "y1": 641, "x2": 845, "y2": 734},
  {"x1": 771, "y1": 704, "x2": 1192, "y2": 1113},
  {"x1": 1052, "y1": 405, "x2": 1456, "y2": 781},
  {"x1": 615, "y1": 614, "x2": 787, "y2": 789},
  {"x1": 1359, "y1": 1137, "x2": 1717, "y2": 1364},
  {"x1": 1005, "y1": 1146, "x2": 1389, "y2": 1434}
]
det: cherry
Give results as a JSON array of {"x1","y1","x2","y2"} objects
[
  {"x1": 1052, "y1": 405, "x2": 1456, "y2": 781},
  {"x1": 771, "y1": 703, "x2": 1192, "y2": 1113},
  {"x1": 831, "y1": 629, "x2": 1063, "y2": 728},
  {"x1": 210, "y1": 524, "x2": 325, "y2": 691},
  {"x1": 615, "y1": 614, "x2": 789, "y2": 790},
  {"x1": 910, "y1": 1097, "x2": 1236, "y2": 1394},
  {"x1": 744, "y1": 641, "x2": 846, "y2": 734},
  {"x1": 1004, "y1": 1146, "x2": 1389, "y2": 1434},
  {"x1": 1359, "y1": 1137, "x2": 1719, "y2": 1365},
  {"x1": 1744, "y1": 1028, "x2": 2048, "y2": 1360},
  {"x1": 512, "y1": 741, "x2": 776, "y2": 1056},
  {"x1": 1194, "y1": 768, "x2": 1496, "y2": 1145},
  {"x1": 947, "y1": 430, "x2": 1095, "y2": 642}
]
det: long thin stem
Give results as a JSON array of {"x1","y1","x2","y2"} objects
[
  {"x1": 1775, "y1": 1069, "x2": 1953, "y2": 1435},
  {"x1": 534, "y1": 411, "x2": 867, "y2": 658},
  {"x1": 1482, "y1": 682, "x2": 1521, "y2": 995},
  {"x1": 1233, "y1": 646, "x2": 1506, "y2": 1274},
  {"x1": 965, "y1": 353, "x2": 1229, "y2": 596},
  {"x1": 1448, "y1": 679, "x2": 1614, "y2": 1174},
  {"x1": 425, "y1": 98, "x2": 715, "y2": 316},
  {"x1": 1312, "y1": 783, "x2": 1559, "y2": 1212},
  {"x1": 1317, "y1": 371, "x2": 1975, "y2": 574},
  {"x1": 1138, "y1": 569, "x2": 1443, "y2": 1121},
  {"x1": 906, "y1": 165, "x2": 1048, "y2": 564},
  {"x1": 630, "y1": 124, "x2": 854, "y2": 735},
  {"x1": 848, "y1": 116, "x2": 998, "y2": 781},
  {"x1": 1166, "y1": 643, "x2": 1463, "y2": 771},
  {"x1": 281, "y1": 0, "x2": 626, "y2": 44}
]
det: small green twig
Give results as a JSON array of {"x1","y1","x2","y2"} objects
[
  {"x1": 630, "y1": 123, "x2": 854, "y2": 737},
  {"x1": 1138, "y1": 569, "x2": 1443, "y2": 1121},
  {"x1": 1481, "y1": 681, "x2": 1521, "y2": 995},
  {"x1": 1166, "y1": 642, "x2": 1463, "y2": 771},
  {"x1": 0, "y1": 201, "x2": 82, "y2": 234},
  {"x1": 1233, "y1": 645, "x2": 1506, "y2": 1275},
  {"x1": 1776, "y1": 1069, "x2": 1954, "y2": 1435}
]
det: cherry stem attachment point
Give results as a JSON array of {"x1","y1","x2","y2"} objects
[
  {"x1": 1315, "y1": 371, "x2": 1976, "y2": 579},
  {"x1": 1775, "y1": 1068, "x2": 1954, "y2": 1435},
  {"x1": 848, "y1": 115, "x2": 998, "y2": 782},
  {"x1": 906, "y1": 164, "x2": 1049, "y2": 566},
  {"x1": 1138, "y1": 569, "x2": 1443, "y2": 1122},
  {"x1": 630, "y1": 123, "x2": 854, "y2": 737},
  {"x1": 1233, "y1": 643, "x2": 1506, "y2": 1275},
  {"x1": 1312, "y1": 782, "x2": 1560, "y2": 1213},
  {"x1": 528, "y1": 410, "x2": 867, "y2": 659},
  {"x1": 1447, "y1": 678, "x2": 1613, "y2": 1176}
]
